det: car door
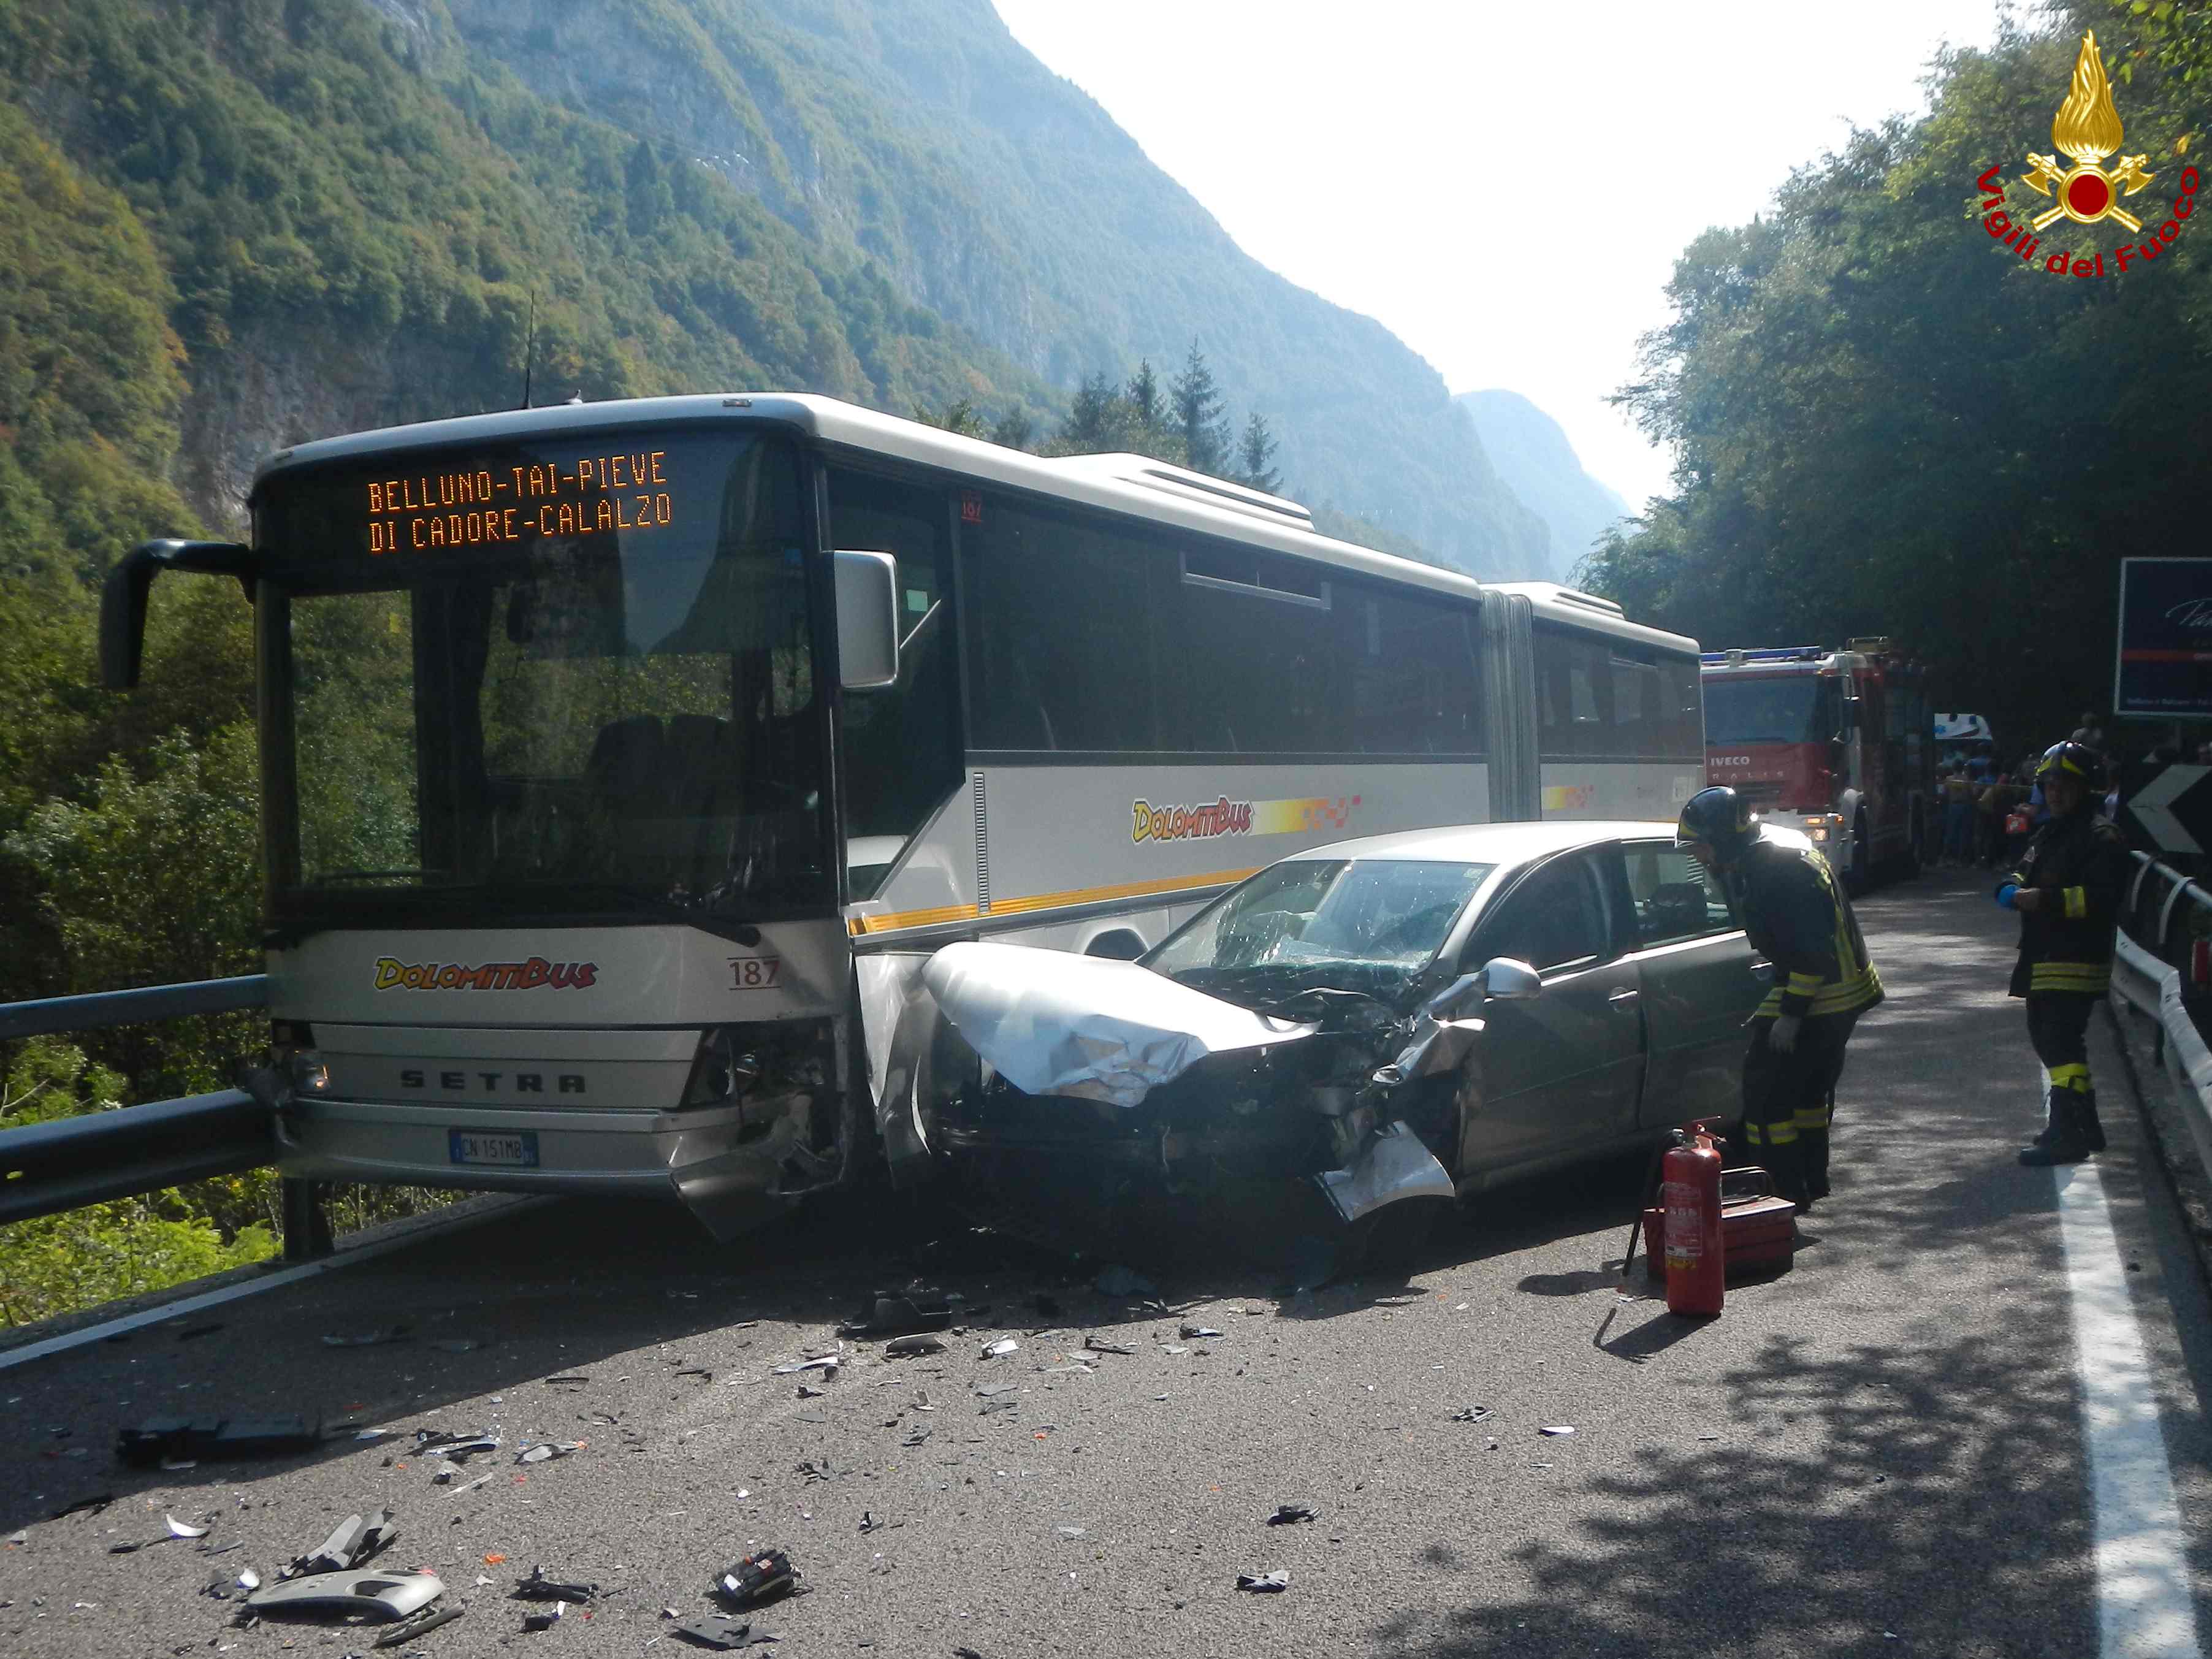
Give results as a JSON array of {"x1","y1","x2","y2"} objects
[
  {"x1": 1612, "y1": 838, "x2": 1761, "y2": 1129},
  {"x1": 1455, "y1": 848, "x2": 1644, "y2": 1177}
]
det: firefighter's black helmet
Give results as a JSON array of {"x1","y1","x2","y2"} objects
[
  {"x1": 1676, "y1": 785, "x2": 1755, "y2": 856},
  {"x1": 2036, "y1": 739, "x2": 2107, "y2": 792}
]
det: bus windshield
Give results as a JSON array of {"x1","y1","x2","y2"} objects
[
  {"x1": 1702, "y1": 676, "x2": 1837, "y2": 746},
  {"x1": 255, "y1": 429, "x2": 832, "y2": 929}
]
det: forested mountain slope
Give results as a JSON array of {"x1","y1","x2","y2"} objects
[{"x1": 1458, "y1": 390, "x2": 1631, "y2": 582}]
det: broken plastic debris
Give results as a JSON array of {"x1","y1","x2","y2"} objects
[
  {"x1": 1178, "y1": 1324, "x2": 1224, "y2": 1340},
  {"x1": 166, "y1": 1514, "x2": 208, "y2": 1539},
  {"x1": 514, "y1": 1565, "x2": 598, "y2": 1601},
  {"x1": 797, "y1": 1384, "x2": 827, "y2": 1399},
  {"x1": 979, "y1": 1397, "x2": 1019, "y2": 1416},
  {"x1": 521, "y1": 1600, "x2": 566, "y2": 1632},
  {"x1": 285, "y1": 1508, "x2": 398, "y2": 1578},
  {"x1": 771, "y1": 1353, "x2": 842, "y2": 1376},
  {"x1": 839, "y1": 1291, "x2": 953, "y2": 1340},
  {"x1": 982, "y1": 1338, "x2": 1019, "y2": 1359},
  {"x1": 5, "y1": 1528, "x2": 26, "y2": 1546},
  {"x1": 447, "y1": 1473, "x2": 494, "y2": 1498},
  {"x1": 246, "y1": 1566, "x2": 442, "y2": 1620},
  {"x1": 673, "y1": 1612, "x2": 768, "y2": 1650},
  {"x1": 354, "y1": 1428, "x2": 395, "y2": 1442},
  {"x1": 373, "y1": 1601, "x2": 463, "y2": 1647},
  {"x1": 516, "y1": 1441, "x2": 583, "y2": 1464},
  {"x1": 1162, "y1": 1345, "x2": 1188, "y2": 1356},
  {"x1": 977, "y1": 1382, "x2": 1021, "y2": 1397},
  {"x1": 1092, "y1": 1265, "x2": 1157, "y2": 1298},
  {"x1": 237, "y1": 1568, "x2": 261, "y2": 1592},
  {"x1": 1236, "y1": 1570, "x2": 1290, "y2": 1593},
  {"x1": 1082, "y1": 1335, "x2": 1135, "y2": 1356},
  {"x1": 1313, "y1": 1121, "x2": 1456, "y2": 1224},
  {"x1": 321, "y1": 1327, "x2": 410, "y2": 1348},
  {"x1": 717, "y1": 1546, "x2": 798, "y2": 1608},
  {"x1": 885, "y1": 1333, "x2": 945, "y2": 1357},
  {"x1": 1539, "y1": 1425, "x2": 1576, "y2": 1437},
  {"x1": 1266, "y1": 1505, "x2": 1314, "y2": 1526},
  {"x1": 1451, "y1": 1406, "x2": 1493, "y2": 1424},
  {"x1": 1055, "y1": 1525, "x2": 1088, "y2": 1539}
]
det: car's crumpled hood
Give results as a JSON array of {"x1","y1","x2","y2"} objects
[{"x1": 921, "y1": 941, "x2": 1317, "y2": 1109}]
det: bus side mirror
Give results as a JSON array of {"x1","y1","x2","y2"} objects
[
  {"x1": 833, "y1": 549, "x2": 900, "y2": 692},
  {"x1": 100, "y1": 540, "x2": 256, "y2": 689}
]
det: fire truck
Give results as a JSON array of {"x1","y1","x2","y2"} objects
[{"x1": 1699, "y1": 638, "x2": 1933, "y2": 888}]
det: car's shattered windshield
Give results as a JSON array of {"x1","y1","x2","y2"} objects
[{"x1": 1144, "y1": 858, "x2": 1494, "y2": 1012}]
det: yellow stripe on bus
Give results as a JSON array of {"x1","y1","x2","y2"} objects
[{"x1": 849, "y1": 866, "x2": 1265, "y2": 937}]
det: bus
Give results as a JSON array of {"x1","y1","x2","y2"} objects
[{"x1": 101, "y1": 394, "x2": 1705, "y2": 1239}]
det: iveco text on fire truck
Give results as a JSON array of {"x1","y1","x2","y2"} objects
[
  {"x1": 1700, "y1": 639, "x2": 1932, "y2": 887},
  {"x1": 102, "y1": 394, "x2": 1706, "y2": 1238}
]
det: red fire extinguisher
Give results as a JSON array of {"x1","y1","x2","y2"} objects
[{"x1": 1661, "y1": 1127, "x2": 1725, "y2": 1317}]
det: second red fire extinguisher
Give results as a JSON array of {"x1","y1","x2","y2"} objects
[{"x1": 1661, "y1": 1127, "x2": 1725, "y2": 1317}]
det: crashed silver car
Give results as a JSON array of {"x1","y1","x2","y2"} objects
[{"x1": 919, "y1": 822, "x2": 1771, "y2": 1237}]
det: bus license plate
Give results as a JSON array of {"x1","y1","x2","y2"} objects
[{"x1": 449, "y1": 1129, "x2": 538, "y2": 1168}]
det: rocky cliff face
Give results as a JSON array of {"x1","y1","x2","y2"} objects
[{"x1": 429, "y1": 0, "x2": 1552, "y2": 576}]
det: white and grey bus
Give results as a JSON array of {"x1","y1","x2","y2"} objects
[{"x1": 102, "y1": 394, "x2": 1704, "y2": 1237}]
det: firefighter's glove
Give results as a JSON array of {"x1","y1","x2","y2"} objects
[
  {"x1": 1768, "y1": 1013, "x2": 1802, "y2": 1055},
  {"x1": 1996, "y1": 883, "x2": 2019, "y2": 910},
  {"x1": 2011, "y1": 887, "x2": 2045, "y2": 914}
]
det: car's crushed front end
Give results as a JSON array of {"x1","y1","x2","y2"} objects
[{"x1": 917, "y1": 941, "x2": 1487, "y2": 1244}]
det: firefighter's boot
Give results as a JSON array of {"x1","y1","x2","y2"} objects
[
  {"x1": 2019, "y1": 1092, "x2": 2096, "y2": 1166},
  {"x1": 2078, "y1": 1089, "x2": 2106, "y2": 1154},
  {"x1": 2021, "y1": 1088, "x2": 2061, "y2": 1152}
]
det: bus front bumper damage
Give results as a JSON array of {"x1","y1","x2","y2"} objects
[{"x1": 918, "y1": 943, "x2": 1463, "y2": 1229}]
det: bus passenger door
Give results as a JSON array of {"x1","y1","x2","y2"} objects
[{"x1": 1455, "y1": 850, "x2": 1643, "y2": 1175}]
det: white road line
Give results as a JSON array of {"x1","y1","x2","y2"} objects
[
  {"x1": 2056, "y1": 1157, "x2": 2206, "y2": 1658},
  {"x1": 0, "y1": 1195, "x2": 538, "y2": 1373}
]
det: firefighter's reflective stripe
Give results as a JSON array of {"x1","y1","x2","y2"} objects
[
  {"x1": 1761, "y1": 1119, "x2": 1799, "y2": 1145},
  {"x1": 1757, "y1": 966, "x2": 1885, "y2": 1018},
  {"x1": 1792, "y1": 1102, "x2": 1831, "y2": 1131},
  {"x1": 1788, "y1": 971, "x2": 1823, "y2": 996},
  {"x1": 2063, "y1": 886, "x2": 2088, "y2": 920},
  {"x1": 2031, "y1": 961, "x2": 2111, "y2": 993},
  {"x1": 2049, "y1": 1061, "x2": 2092, "y2": 1093}
]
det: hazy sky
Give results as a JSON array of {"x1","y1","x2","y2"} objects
[{"x1": 990, "y1": 0, "x2": 2008, "y2": 514}]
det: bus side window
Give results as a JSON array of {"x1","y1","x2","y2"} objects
[{"x1": 827, "y1": 469, "x2": 963, "y2": 882}]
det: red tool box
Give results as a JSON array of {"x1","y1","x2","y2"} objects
[{"x1": 1642, "y1": 1165, "x2": 1798, "y2": 1280}]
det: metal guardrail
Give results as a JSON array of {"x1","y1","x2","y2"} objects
[
  {"x1": 2113, "y1": 852, "x2": 2212, "y2": 1178},
  {"x1": 0, "y1": 975, "x2": 327, "y2": 1255},
  {"x1": 0, "y1": 974, "x2": 270, "y2": 1041}
]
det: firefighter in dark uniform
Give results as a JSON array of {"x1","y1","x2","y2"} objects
[
  {"x1": 1677, "y1": 785, "x2": 1883, "y2": 1208},
  {"x1": 2000, "y1": 741, "x2": 2129, "y2": 1165}
]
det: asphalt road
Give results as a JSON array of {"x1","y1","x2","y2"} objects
[{"x1": 5, "y1": 867, "x2": 2212, "y2": 1658}]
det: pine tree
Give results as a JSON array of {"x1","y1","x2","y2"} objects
[
  {"x1": 1237, "y1": 412, "x2": 1281, "y2": 493},
  {"x1": 1058, "y1": 372, "x2": 1120, "y2": 449},
  {"x1": 990, "y1": 408, "x2": 1036, "y2": 451},
  {"x1": 1125, "y1": 359, "x2": 1162, "y2": 440},
  {"x1": 1170, "y1": 340, "x2": 1232, "y2": 477}
]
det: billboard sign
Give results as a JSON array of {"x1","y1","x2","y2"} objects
[{"x1": 2115, "y1": 558, "x2": 2212, "y2": 719}]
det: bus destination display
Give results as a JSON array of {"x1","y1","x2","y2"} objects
[{"x1": 365, "y1": 449, "x2": 673, "y2": 554}]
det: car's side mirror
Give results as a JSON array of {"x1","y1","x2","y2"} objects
[
  {"x1": 1424, "y1": 957, "x2": 1541, "y2": 1020},
  {"x1": 1475, "y1": 957, "x2": 1542, "y2": 1001}
]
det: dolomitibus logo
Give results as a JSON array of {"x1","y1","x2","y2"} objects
[
  {"x1": 1130, "y1": 795, "x2": 1363, "y2": 844},
  {"x1": 1976, "y1": 31, "x2": 2197, "y2": 278},
  {"x1": 374, "y1": 956, "x2": 600, "y2": 991}
]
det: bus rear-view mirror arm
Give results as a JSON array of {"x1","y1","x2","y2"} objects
[
  {"x1": 100, "y1": 538, "x2": 257, "y2": 690},
  {"x1": 832, "y1": 548, "x2": 900, "y2": 692}
]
